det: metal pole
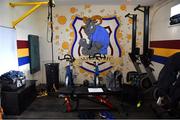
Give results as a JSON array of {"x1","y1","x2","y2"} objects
[
  {"x1": 132, "y1": 15, "x2": 137, "y2": 54},
  {"x1": 9, "y1": 2, "x2": 48, "y2": 7},
  {"x1": 125, "y1": 13, "x2": 142, "y2": 73},
  {"x1": 50, "y1": 6, "x2": 54, "y2": 62},
  {"x1": 143, "y1": 6, "x2": 150, "y2": 55},
  {"x1": 48, "y1": 0, "x2": 55, "y2": 63}
]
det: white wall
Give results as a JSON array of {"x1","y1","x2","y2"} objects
[
  {"x1": 37, "y1": 4, "x2": 145, "y2": 84},
  {"x1": 150, "y1": 0, "x2": 180, "y2": 40},
  {"x1": 150, "y1": 0, "x2": 180, "y2": 79},
  {"x1": 0, "y1": 0, "x2": 42, "y2": 83},
  {"x1": 2, "y1": 0, "x2": 177, "y2": 84},
  {"x1": 0, "y1": 0, "x2": 13, "y2": 27}
]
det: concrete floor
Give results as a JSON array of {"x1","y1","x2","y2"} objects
[{"x1": 3, "y1": 95, "x2": 160, "y2": 119}]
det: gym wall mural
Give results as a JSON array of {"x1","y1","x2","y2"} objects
[
  {"x1": 71, "y1": 15, "x2": 121, "y2": 73},
  {"x1": 52, "y1": 5, "x2": 144, "y2": 83}
]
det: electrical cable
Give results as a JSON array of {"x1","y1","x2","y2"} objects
[
  {"x1": 46, "y1": 0, "x2": 55, "y2": 62},
  {"x1": 46, "y1": 4, "x2": 51, "y2": 43}
]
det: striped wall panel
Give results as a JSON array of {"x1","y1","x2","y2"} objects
[
  {"x1": 17, "y1": 40, "x2": 29, "y2": 66},
  {"x1": 150, "y1": 40, "x2": 180, "y2": 49},
  {"x1": 150, "y1": 40, "x2": 180, "y2": 64}
]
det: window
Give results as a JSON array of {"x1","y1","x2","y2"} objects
[
  {"x1": 170, "y1": 4, "x2": 180, "y2": 25},
  {"x1": 171, "y1": 4, "x2": 180, "y2": 17},
  {"x1": 0, "y1": 26, "x2": 18, "y2": 75}
]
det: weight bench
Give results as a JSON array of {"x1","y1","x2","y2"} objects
[{"x1": 58, "y1": 86, "x2": 122, "y2": 112}]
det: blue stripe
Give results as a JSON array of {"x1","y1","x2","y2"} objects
[
  {"x1": 18, "y1": 56, "x2": 30, "y2": 66},
  {"x1": 80, "y1": 66, "x2": 113, "y2": 74},
  {"x1": 151, "y1": 55, "x2": 168, "y2": 64},
  {"x1": 100, "y1": 66, "x2": 113, "y2": 73},
  {"x1": 80, "y1": 66, "x2": 94, "y2": 73},
  {"x1": 113, "y1": 17, "x2": 121, "y2": 57},
  {"x1": 71, "y1": 16, "x2": 80, "y2": 57}
]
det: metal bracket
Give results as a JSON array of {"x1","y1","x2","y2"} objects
[
  {"x1": 9, "y1": 2, "x2": 48, "y2": 28},
  {"x1": 125, "y1": 13, "x2": 136, "y2": 19}
]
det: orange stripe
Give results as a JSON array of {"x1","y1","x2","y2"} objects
[
  {"x1": 17, "y1": 48, "x2": 29, "y2": 58},
  {"x1": 152, "y1": 48, "x2": 180, "y2": 57}
]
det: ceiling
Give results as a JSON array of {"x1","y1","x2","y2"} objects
[
  {"x1": 36, "y1": 0, "x2": 161, "y2": 6},
  {"x1": 55, "y1": 0, "x2": 161, "y2": 5}
]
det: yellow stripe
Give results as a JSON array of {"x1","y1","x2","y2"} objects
[
  {"x1": 152, "y1": 48, "x2": 180, "y2": 57},
  {"x1": 17, "y1": 48, "x2": 29, "y2": 58}
]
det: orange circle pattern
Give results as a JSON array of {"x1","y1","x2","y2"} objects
[
  {"x1": 57, "y1": 16, "x2": 67, "y2": 25},
  {"x1": 62, "y1": 42, "x2": 69, "y2": 49},
  {"x1": 127, "y1": 34, "x2": 132, "y2": 41},
  {"x1": 70, "y1": 7, "x2": 77, "y2": 13},
  {"x1": 128, "y1": 18, "x2": 133, "y2": 24},
  {"x1": 70, "y1": 32, "x2": 75, "y2": 38},
  {"x1": 120, "y1": 4, "x2": 127, "y2": 11}
]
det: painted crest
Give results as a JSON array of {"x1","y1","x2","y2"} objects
[{"x1": 71, "y1": 16, "x2": 121, "y2": 73}]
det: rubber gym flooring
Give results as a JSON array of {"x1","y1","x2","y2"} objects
[{"x1": 3, "y1": 94, "x2": 164, "y2": 119}]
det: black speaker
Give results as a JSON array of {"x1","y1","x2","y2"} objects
[{"x1": 45, "y1": 63, "x2": 59, "y2": 92}]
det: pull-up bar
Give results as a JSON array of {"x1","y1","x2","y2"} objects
[
  {"x1": 10, "y1": 0, "x2": 55, "y2": 63},
  {"x1": 9, "y1": 1, "x2": 48, "y2": 28},
  {"x1": 125, "y1": 13, "x2": 137, "y2": 55},
  {"x1": 125, "y1": 13, "x2": 142, "y2": 73},
  {"x1": 134, "y1": 5, "x2": 150, "y2": 56},
  {"x1": 134, "y1": 5, "x2": 156, "y2": 83}
]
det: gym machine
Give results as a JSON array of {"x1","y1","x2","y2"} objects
[
  {"x1": 132, "y1": 5, "x2": 180, "y2": 118},
  {"x1": 58, "y1": 54, "x2": 122, "y2": 112},
  {"x1": 58, "y1": 54, "x2": 76, "y2": 112},
  {"x1": 125, "y1": 13, "x2": 141, "y2": 74},
  {"x1": 134, "y1": 5, "x2": 156, "y2": 86},
  {"x1": 152, "y1": 52, "x2": 180, "y2": 118},
  {"x1": 125, "y1": 12, "x2": 152, "y2": 90},
  {"x1": 58, "y1": 54, "x2": 75, "y2": 87},
  {"x1": 125, "y1": 5, "x2": 157, "y2": 91},
  {"x1": 89, "y1": 53, "x2": 106, "y2": 86}
]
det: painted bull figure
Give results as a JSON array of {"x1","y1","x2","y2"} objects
[{"x1": 79, "y1": 15, "x2": 110, "y2": 56}]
